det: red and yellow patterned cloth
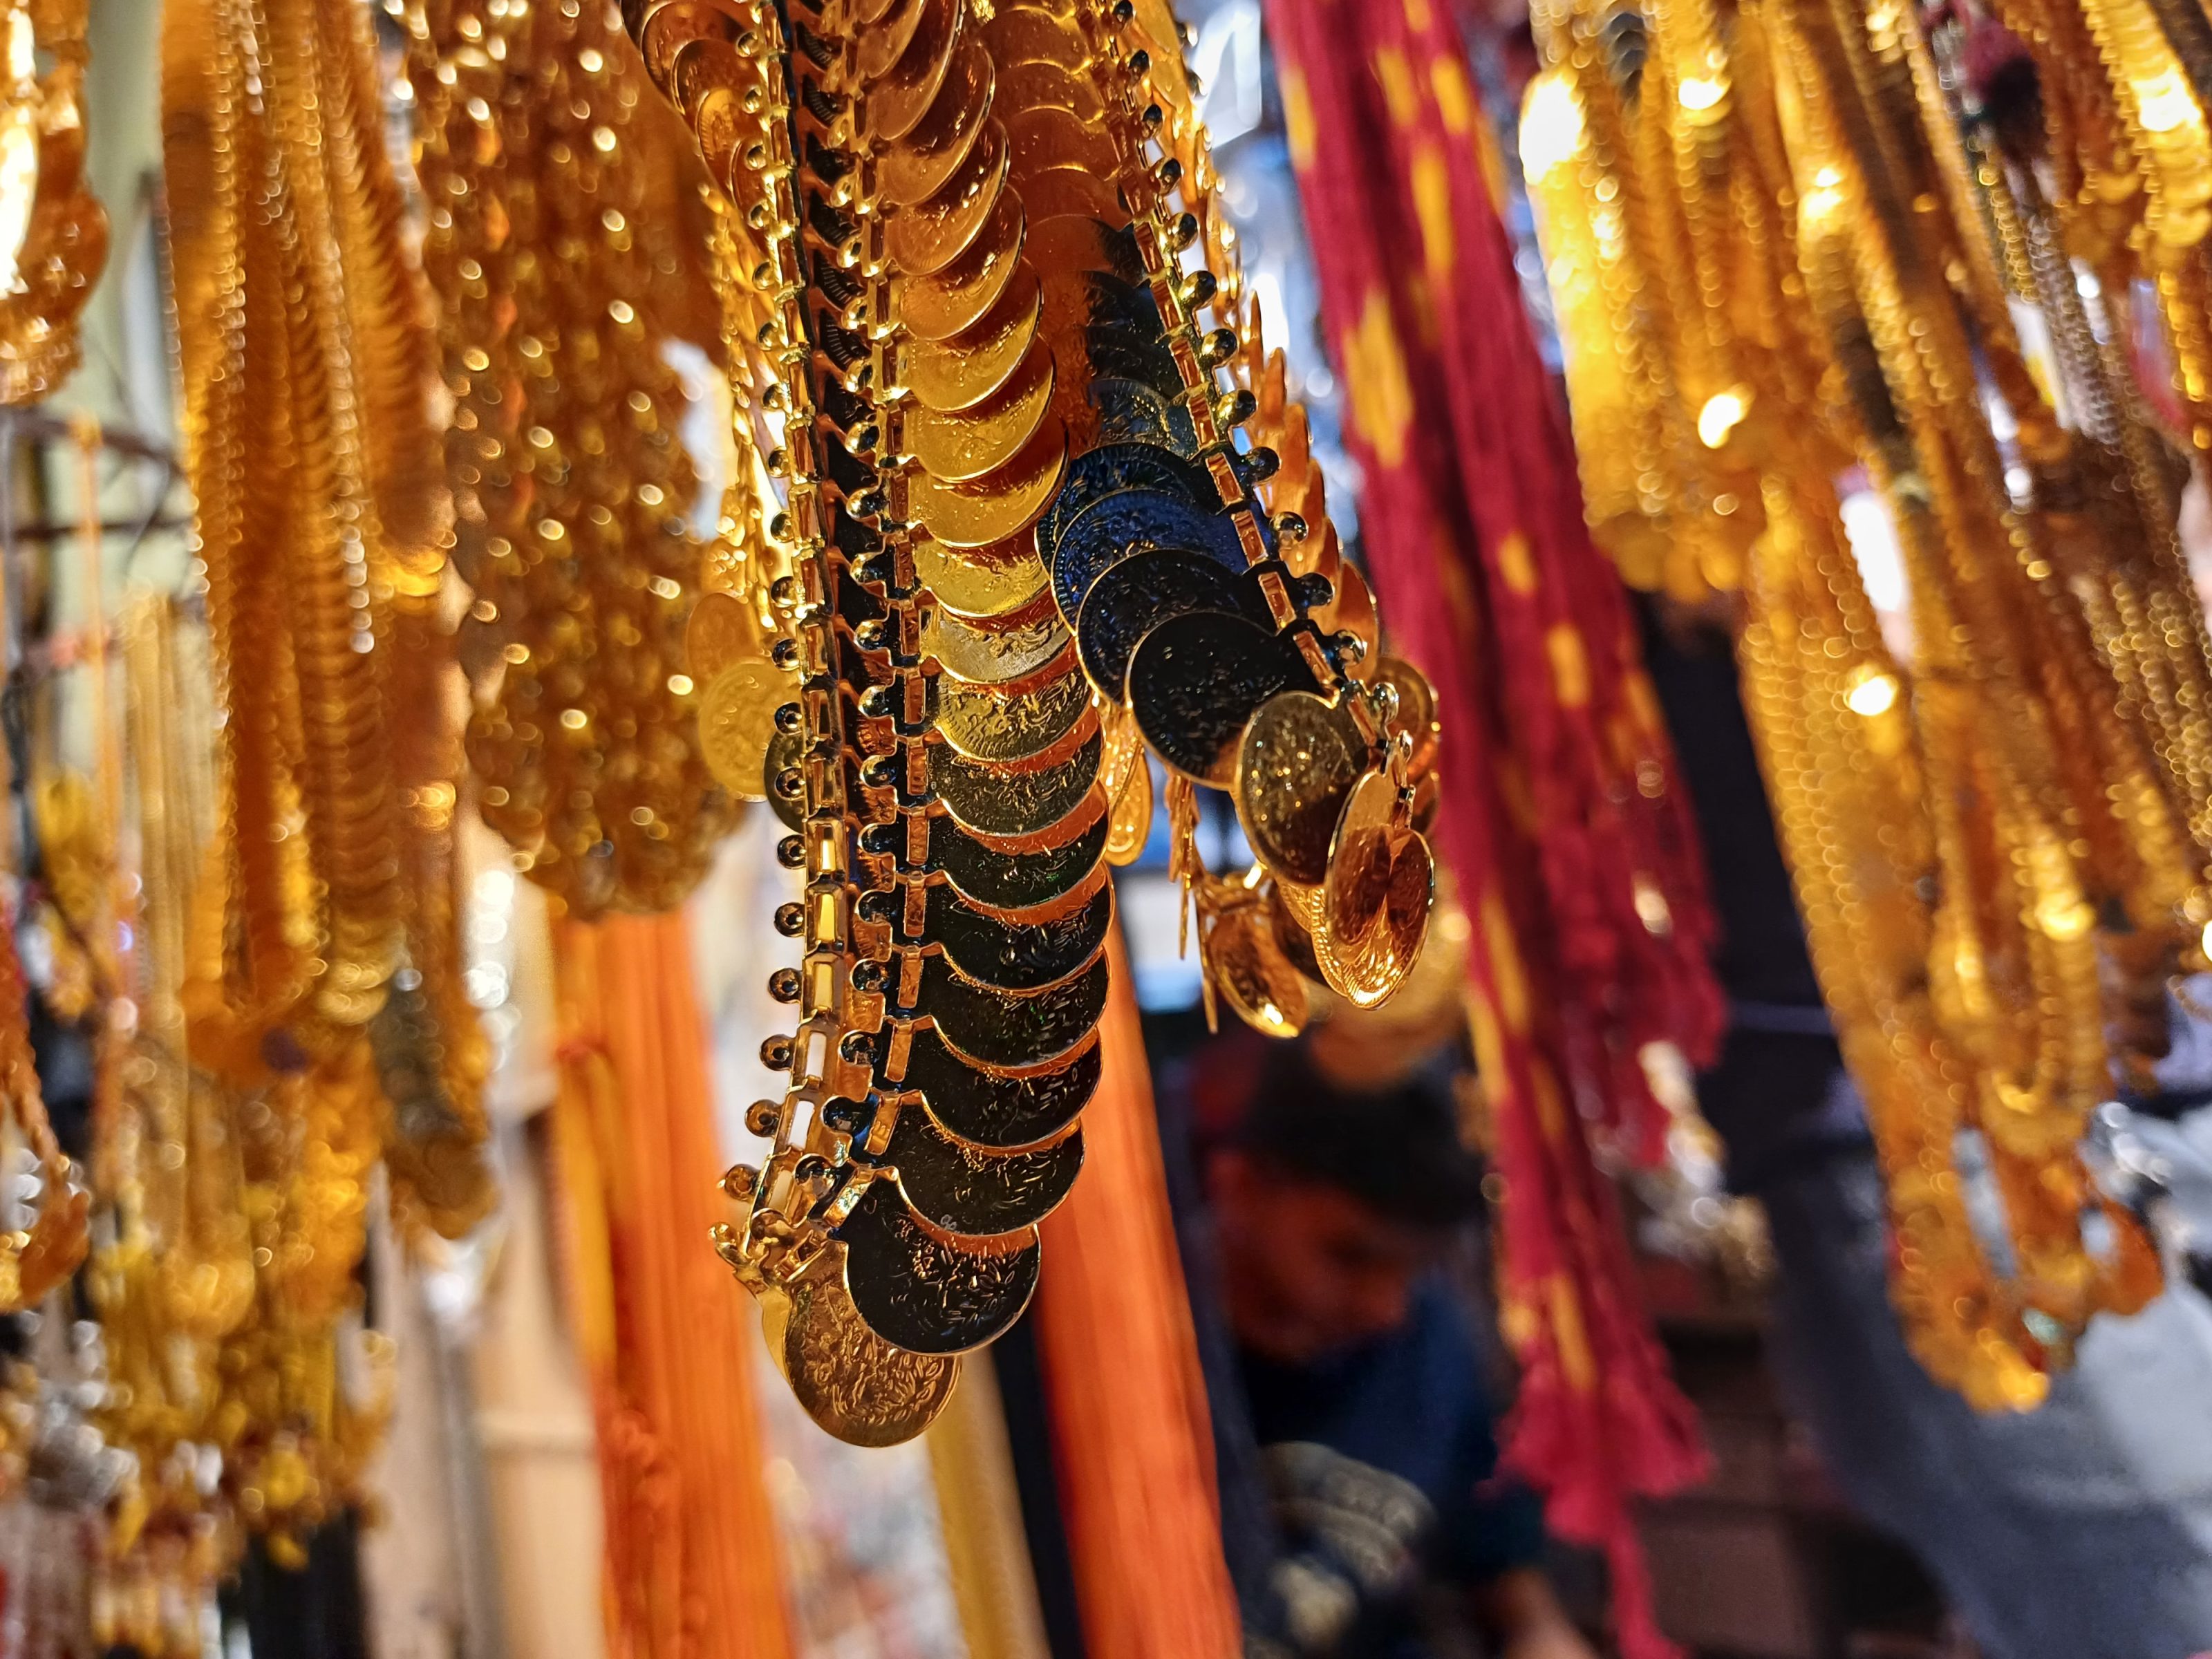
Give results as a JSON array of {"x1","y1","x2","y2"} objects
[{"x1": 1262, "y1": 3, "x2": 1723, "y2": 1652}]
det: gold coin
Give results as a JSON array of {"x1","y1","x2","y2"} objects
[
  {"x1": 699, "y1": 657, "x2": 796, "y2": 800},
  {"x1": 901, "y1": 191, "x2": 1025, "y2": 341},
  {"x1": 924, "y1": 589, "x2": 1068, "y2": 682},
  {"x1": 879, "y1": 37, "x2": 991, "y2": 206},
  {"x1": 998, "y1": 57, "x2": 1105, "y2": 122},
  {"x1": 841, "y1": 1178, "x2": 1040, "y2": 1354},
  {"x1": 903, "y1": 266, "x2": 1041, "y2": 413},
  {"x1": 1314, "y1": 770, "x2": 1433, "y2": 1009},
  {"x1": 868, "y1": 0, "x2": 963, "y2": 138},
  {"x1": 686, "y1": 589, "x2": 765, "y2": 680},
  {"x1": 980, "y1": 3, "x2": 1087, "y2": 69},
  {"x1": 888, "y1": 118, "x2": 1008, "y2": 276},
  {"x1": 854, "y1": 0, "x2": 935, "y2": 83},
  {"x1": 1374, "y1": 655, "x2": 1441, "y2": 780},
  {"x1": 934, "y1": 716, "x2": 1100, "y2": 839},
  {"x1": 912, "y1": 419, "x2": 1068, "y2": 548},
  {"x1": 1104, "y1": 748, "x2": 1152, "y2": 864},
  {"x1": 1203, "y1": 887, "x2": 1309, "y2": 1038},
  {"x1": 935, "y1": 647, "x2": 1091, "y2": 762},
  {"x1": 1008, "y1": 107, "x2": 1123, "y2": 186},
  {"x1": 915, "y1": 527, "x2": 1051, "y2": 618},
  {"x1": 907, "y1": 337, "x2": 1056, "y2": 483},
  {"x1": 765, "y1": 1255, "x2": 960, "y2": 1448},
  {"x1": 1236, "y1": 688, "x2": 1368, "y2": 887},
  {"x1": 1318, "y1": 557, "x2": 1379, "y2": 682},
  {"x1": 1018, "y1": 163, "x2": 1127, "y2": 225}
]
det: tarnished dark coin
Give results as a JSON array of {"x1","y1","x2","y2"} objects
[
  {"x1": 887, "y1": 117, "x2": 1008, "y2": 276},
  {"x1": 868, "y1": 0, "x2": 965, "y2": 144},
  {"x1": 1090, "y1": 377, "x2": 1197, "y2": 451},
  {"x1": 1076, "y1": 549, "x2": 1272, "y2": 700},
  {"x1": 1236, "y1": 689, "x2": 1369, "y2": 887},
  {"x1": 903, "y1": 266, "x2": 1040, "y2": 414},
  {"x1": 912, "y1": 420, "x2": 1068, "y2": 549},
  {"x1": 924, "y1": 951, "x2": 1109, "y2": 1071},
  {"x1": 924, "y1": 592, "x2": 1069, "y2": 684},
  {"x1": 1086, "y1": 329, "x2": 1183, "y2": 403},
  {"x1": 927, "y1": 871, "x2": 1114, "y2": 988},
  {"x1": 881, "y1": 1109, "x2": 1084, "y2": 1235},
  {"x1": 935, "y1": 646, "x2": 1092, "y2": 762},
  {"x1": 765, "y1": 1255, "x2": 960, "y2": 1446},
  {"x1": 1078, "y1": 268, "x2": 1165, "y2": 339},
  {"x1": 1129, "y1": 612, "x2": 1314, "y2": 786},
  {"x1": 879, "y1": 36, "x2": 990, "y2": 206},
  {"x1": 899, "y1": 191, "x2": 1024, "y2": 341},
  {"x1": 901, "y1": 1024, "x2": 1102, "y2": 1148},
  {"x1": 907, "y1": 339, "x2": 1056, "y2": 484},
  {"x1": 932, "y1": 722, "x2": 1101, "y2": 840},
  {"x1": 840, "y1": 1179, "x2": 1039, "y2": 1356},
  {"x1": 1051, "y1": 488, "x2": 1247, "y2": 628},
  {"x1": 1039, "y1": 440, "x2": 1218, "y2": 560},
  {"x1": 933, "y1": 786, "x2": 1108, "y2": 911},
  {"x1": 854, "y1": 0, "x2": 936, "y2": 85}
]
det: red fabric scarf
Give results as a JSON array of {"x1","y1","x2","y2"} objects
[{"x1": 1260, "y1": 3, "x2": 1721, "y2": 1652}]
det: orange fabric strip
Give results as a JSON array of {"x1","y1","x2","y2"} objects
[
  {"x1": 550, "y1": 912, "x2": 796, "y2": 1659},
  {"x1": 1033, "y1": 926, "x2": 1241, "y2": 1659}
]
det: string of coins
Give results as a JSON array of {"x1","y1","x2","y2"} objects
[
  {"x1": 1520, "y1": 0, "x2": 2211, "y2": 1405},
  {"x1": 0, "y1": 0, "x2": 106, "y2": 403},
  {"x1": 621, "y1": 0, "x2": 1442, "y2": 1444},
  {"x1": 398, "y1": 0, "x2": 738, "y2": 917}
]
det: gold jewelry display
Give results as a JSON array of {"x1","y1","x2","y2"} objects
[
  {"x1": 620, "y1": 0, "x2": 1444, "y2": 1443},
  {"x1": 1522, "y1": 0, "x2": 2212, "y2": 1405},
  {"x1": 397, "y1": 0, "x2": 738, "y2": 917},
  {"x1": 0, "y1": 0, "x2": 106, "y2": 403},
  {"x1": 66, "y1": 0, "x2": 491, "y2": 1618}
]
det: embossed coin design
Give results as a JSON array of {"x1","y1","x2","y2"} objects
[{"x1": 700, "y1": 656, "x2": 796, "y2": 799}]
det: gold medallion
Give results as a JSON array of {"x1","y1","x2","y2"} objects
[
  {"x1": 887, "y1": 116, "x2": 1008, "y2": 276},
  {"x1": 765, "y1": 1253, "x2": 959, "y2": 1447},
  {"x1": 1007, "y1": 107, "x2": 1123, "y2": 187},
  {"x1": 899, "y1": 191, "x2": 1024, "y2": 341},
  {"x1": 914, "y1": 527, "x2": 1051, "y2": 618},
  {"x1": 878, "y1": 37, "x2": 991, "y2": 207},
  {"x1": 1019, "y1": 164, "x2": 1127, "y2": 227},
  {"x1": 1374, "y1": 655, "x2": 1441, "y2": 781},
  {"x1": 912, "y1": 420, "x2": 1067, "y2": 548},
  {"x1": 935, "y1": 647, "x2": 1091, "y2": 762},
  {"x1": 700, "y1": 656, "x2": 797, "y2": 800},
  {"x1": 1202, "y1": 883, "x2": 1309, "y2": 1037},
  {"x1": 686, "y1": 589, "x2": 766, "y2": 680},
  {"x1": 906, "y1": 337, "x2": 1055, "y2": 483},
  {"x1": 1313, "y1": 769, "x2": 1433, "y2": 1008},
  {"x1": 924, "y1": 588, "x2": 1068, "y2": 682},
  {"x1": 854, "y1": 0, "x2": 936, "y2": 84},
  {"x1": 997, "y1": 57, "x2": 1105, "y2": 122},
  {"x1": 980, "y1": 4, "x2": 1086, "y2": 71},
  {"x1": 903, "y1": 266, "x2": 1040, "y2": 413},
  {"x1": 866, "y1": 0, "x2": 964, "y2": 143},
  {"x1": 1319, "y1": 556, "x2": 1379, "y2": 681},
  {"x1": 841, "y1": 1178, "x2": 1040, "y2": 1356},
  {"x1": 1235, "y1": 688, "x2": 1369, "y2": 887}
]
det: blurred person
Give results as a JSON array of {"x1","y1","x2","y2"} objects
[
  {"x1": 1642, "y1": 595, "x2": 2212, "y2": 1659},
  {"x1": 1206, "y1": 1035, "x2": 1596, "y2": 1659}
]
